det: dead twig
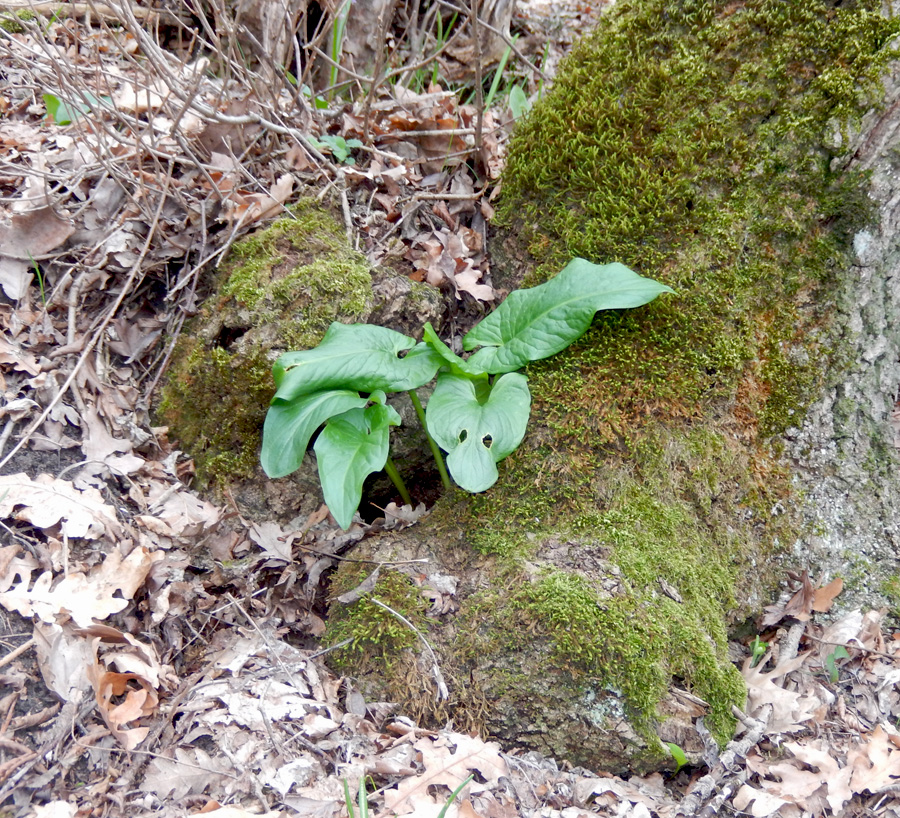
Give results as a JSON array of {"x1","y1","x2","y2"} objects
[
  {"x1": 0, "y1": 170, "x2": 173, "y2": 473},
  {"x1": 369, "y1": 597, "x2": 449, "y2": 700},
  {"x1": 0, "y1": 639, "x2": 34, "y2": 671}
]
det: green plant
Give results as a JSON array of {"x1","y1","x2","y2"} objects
[
  {"x1": 328, "y1": 0, "x2": 352, "y2": 99},
  {"x1": 824, "y1": 645, "x2": 849, "y2": 683},
  {"x1": 342, "y1": 773, "x2": 472, "y2": 818},
  {"x1": 508, "y1": 84, "x2": 531, "y2": 120},
  {"x1": 309, "y1": 134, "x2": 363, "y2": 165},
  {"x1": 749, "y1": 635, "x2": 768, "y2": 667},
  {"x1": 483, "y1": 38, "x2": 517, "y2": 110},
  {"x1": 43, "y1": 91, "x2": 111, "y2": 125},
  {"x1": 260, "y1": 258, "x2": 673, "y2": 527},
  {"x1": 26, "y1": 252, "x2": 45, "y2": 306},
  {"x1": 666, "y1": 741, "x2": 688, "y2": 773}
]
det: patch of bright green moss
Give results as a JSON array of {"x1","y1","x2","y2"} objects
[
  {"x1": 325, "y1": 566, "x2": 430, "y2": 677},
  {"x1": 218, "y1": 199, "x2": 370, "y2": 350},
  {"x1": 157, "y1": 199, "x2": 372, "y2": 487},
  {"x1": 416, "y1": 0, "x2": 898, "y2": 751},
  {"x1": 498, "y1": 0, "x2": 896, "y2": 443},
  {"x1": 449, "y1": 427, "x2": 766, "y2": 746},
  {"x1": 157, "y1": 344, "x2": 274, "y2": 487},
  {"x1": 883, "y1": 575, "x2": 900, "y2": 619},
  {"x1": 1, "y1": 9, "x2": 36, "y2": 32}
]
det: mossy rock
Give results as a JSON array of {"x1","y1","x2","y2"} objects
[
  {"x1": 322, "y1": 0, "x2": 900, "y2": 773},
  {"x1": 157, "y1": 198, "x2": 442, "y2": 516}
]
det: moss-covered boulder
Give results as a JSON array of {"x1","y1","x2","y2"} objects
[
  {"x1": 320, "y1": 0, "x2": 900, "y2": 773},
  {"x1": 158, "y1": 198, "x2": 442, "y2": 517}
]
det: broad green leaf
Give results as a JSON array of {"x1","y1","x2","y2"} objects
[
  {"x1": 508, "y1": 84, "x2": 531, "y2": 120},
  {"x1": 260, "y1": 389, "x2": 367, "y2": 478},
  {"x1": 314, "y1": 396, "x2": 401, "y2": 529},
  {"x1": 272, "y1": 323, "x2": 442, "y2": 402},
  {"x1": 43, "y1": 92, "x2": 109, "y2": 125},
  {"x1": 666, "y1": 743, "x2": 688, "y2": 773},
  {"x1": 426, "y1": 372, "x2": 531, "y2": 492},
  {"x1": 422, "y1": 322, "x2": 487, "y2": 378},
  {"x1": 464, "y1": 258, "x2": 675, "y2": 373}
]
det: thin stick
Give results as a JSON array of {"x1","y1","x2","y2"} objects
[
  {"x1": 471, "y1": 0, "x2": 483, "y2": 155},
  {"x1": 369, "y1": 597, "x2": 449, "y2": 700},
  {"x1": 0, "y1": 640, "x2": 32, "y2": 671},
  {"x1": 407, "y1": 390, "x2": 452, "y2": 491}
]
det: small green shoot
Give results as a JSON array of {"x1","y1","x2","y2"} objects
[
  {"x1": 342, "y1": 773, "x2": 472, "y2": 817},
  {"x1": 261, "y1": 258, "x2": 674, "y2": 528},
  {"x1": 343, "y1": 776, "x2": 369, "y2": 818},
  {"x1": 483, "y1": 37, "x2": 518, "y2": 110},
  {"x1": 438, "y1": 774, "x2": 473, "y2": 818},
  {"x1": 299, "y1": 84, "x2": 330, "y2": 110},
  {"x1": 328, "y1": 0, "x2": 352, "y2": 99},
  {"x1": 26, "y1": 252, "x2": 46, "y2": 306},
  {"x1": 824, "y1": 645, "x2": 849, "y2": 683},
  {"x1": 666, "y1": 742, "x2": 688, "y2": 773},
  {"x1": 508, "y1": 84, "x2": 531, "y2": 120},
  {"x1": 749, "y1": 635, "x2": 768, "y2": 668},
  {"x1": 308, "y1": 134, "x2": 363, "y2": 165},
  {"x1": 43, "y1": 91, "x2": 110, "y2": 125}
]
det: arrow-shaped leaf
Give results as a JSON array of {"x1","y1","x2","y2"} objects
[
  {"x1": 422, "y1": 322, "x2": 488, "y2": 378},
  {"x1": 261, "y1": 389, "x2": 367, "y2": 478},
  {"x1": 314, "y1": 394, "x2": 402, "y2": 529},
  {"x1": 464, "y1": 258, "x2": 674, "y2": 373},
  {"x1": 425, "y1": 372, "x2": 531, "y2": 493},
  {"x1": 272, "y1": 323, "x2": 442, "y2": 402}
]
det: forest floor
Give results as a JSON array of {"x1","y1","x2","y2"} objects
[{"x1": 2, "y1": 1, "x2": 900, "y2": 816}]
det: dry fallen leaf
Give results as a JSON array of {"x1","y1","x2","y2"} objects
[
  {"x1": 140, "y1": 747, "x2": 234, "y2": 798},
  {"x1": 733, "y1": 784, "x2": 789, "y2": 817},
  {"x1": 0, "y1": 547, "x2": 163, "y2": 628},
  {"x1": 33, "y1": 621, "x2": 94, "y2": 701},
  {"x1": 812, "y1": 577, "x2": 844, "y2": 613},
  {"x1": 784, "y1": 739, "x2": 854, "y2": 814},
  {"x1": 0, "y1": 472, "x2": 121, "y2": 539},
  {"x1": 384, "y1": 733, "x2": 507, "y2": 816},
  {"x1": 761, "y1": 571, "x2": 815, "y2": 627},
  {"x1": 849, "y1": 725, "x2": 900, "y2": 795},
  {"x1": 0, "y1": 206, "x2": 75, "y2": 299},
  {"x1": 743, "y1": 651, "x2": 821, "y2": 734}
]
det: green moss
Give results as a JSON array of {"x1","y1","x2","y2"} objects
[
  {"x1": 883, "y1": 576, "x2": 900, "y2": 618},
  {"x1": 218, "y1": 200, "x2": 370, "y2": 351},
  {"x1": 498, "y1": 0, "x2": 895, "y2": 441},
  {"x1": 416, "y1": 0, "x2": 898, "y2": 750},
  {"x1": 157, "y1": 199, "x2": 372, "y2": 486},
  {"x1": 450, "y1": 429, "x2": 764, "y2": 745},
  {"x1": 325, "y1": 566, "x2": 430, "y2": 676},
  {"x1": 157, "y1": 344, "x2": 274, "y2": 486},
  {"x1": 1, "y1": 9, "x2": 36, "y2": 32}
]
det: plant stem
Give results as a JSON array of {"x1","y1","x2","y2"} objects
[
  {"x1": 408, "y1": 390, "x2": 452, "y2": 492},
  {"x1": 383, "y1": 456, "x2": 413, "y2": 506}
]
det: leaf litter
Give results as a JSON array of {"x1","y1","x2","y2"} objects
[{"x1": 0, "y1": 0, "x2": 899, "y2": 816}]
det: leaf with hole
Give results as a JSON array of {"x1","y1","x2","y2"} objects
[
  {"x1": 260, "y1": 389, "x2": 368, "y2": 478},
  {"x1": 464, "y1": 258, "x2": 675, "y2": 373},
  {"x1": 272, "y1": 323, "x2": 441, "y2": 402},
  {"x1": 425, "y1": 372, "x2": 531, "y2": 492},
  {"x1": 314, "y1": 393, "x2": 401, "y2": 529}
]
